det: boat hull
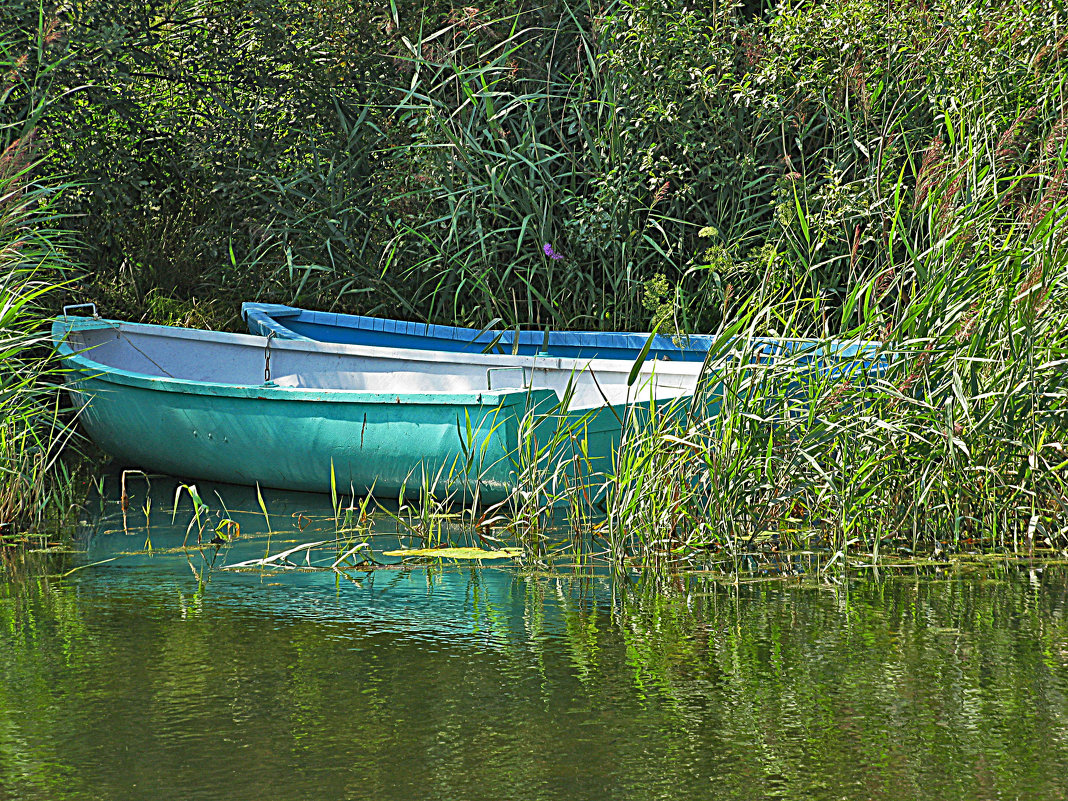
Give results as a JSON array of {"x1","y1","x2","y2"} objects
[{"x1": 68, "y1": 377, "x2": 547, "y2": 503}]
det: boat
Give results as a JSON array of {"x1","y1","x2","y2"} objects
[
  {"x1": 242, "y1": 302, "x2": 713, "y2": 361},
  {"x1": 241, "y1": 302, "x2": 887, "y2": 377},
  {"x1": 53, "y1": 309, "x2": 709, "y2": 504}
]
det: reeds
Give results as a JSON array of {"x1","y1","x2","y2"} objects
[
  {"x1": 598, "y1": 152, "x2": 1068, "y2": 567},
  {"x1": 0, "y1": 142, "x2": 78, "y2": 539},
  {"x1": 3, "y1": 0, "x2": 1059, "y2": 337},
  {"x1": 0, "y1": 25, "x2": 81, "y2": 540}
]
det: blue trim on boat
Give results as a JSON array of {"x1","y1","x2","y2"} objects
[
  {"x1": 241, "y1": 302, "x2": 889, "y2": 377},
  {"x1": 242, "y1": 302, "x2": 715, "y2": 360}
]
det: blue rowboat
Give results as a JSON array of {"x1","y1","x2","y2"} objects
[
  {"x1": 243, "y1": 302, "x2": 712, "y2": 360},
  {"x1": 53, "y1": 312, "x2": 705, "y2": 503},
  {"x1": 241, "y1": 302, "x2": 887, "y2": 379}
]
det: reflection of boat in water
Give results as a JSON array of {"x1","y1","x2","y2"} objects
[
  {"x1": 53, "y1": 313, "x2": 701, "y2": 504},
  {"x1": 74, "y1": 478, "x2": 608, "y2": 645}
]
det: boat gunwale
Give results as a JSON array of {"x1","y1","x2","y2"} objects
[
  {"x1": 51, "y1": 316, "x2": 552, "y2": 408},
  {"x1": 241, "y1": 301, "x2": 707, "y2": 355},
  {"x1": 241, "y1": 302, "x2": 888, "y2": 362},
  {"x1": 63, "y1": 313, "x2": 712, "y2": 380}
]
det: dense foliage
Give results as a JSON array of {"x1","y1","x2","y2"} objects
[
  {"x1": 1, "y1": 0, "x2": 1067, "y2": 552},
  {"x1": 0, "y1": 0, "x2": 1059, "y2": 333}
]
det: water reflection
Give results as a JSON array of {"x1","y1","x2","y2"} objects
[{"x1": 0, "y1": 475, "x2": 1066, "y2": 800}]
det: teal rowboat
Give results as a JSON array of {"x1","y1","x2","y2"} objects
[{"x1": 53, "y1": 314, "x2": 701, "y2": 503}]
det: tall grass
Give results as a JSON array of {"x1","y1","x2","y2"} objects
[
  {"x1": 0, "y1": 18, "x2": 82, "y2": 539},
  {"x1": 0, "y1": 138, "x2": 79, "y2": 538},
  {"x1": 9, "y1": 0, "x2": 1063, "y2": 340},
  {"x1": 602, "y1": 151, "x2": 1068, "y2": 566},
  {"x1": 241, "y1": 0, "x2": 1068, "y2": 340}
]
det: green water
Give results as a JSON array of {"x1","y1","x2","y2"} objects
[{"x1": 1, "y1": 478, "x2": 1067, "y2": 800}]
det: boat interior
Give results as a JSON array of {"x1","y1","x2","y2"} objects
[{"x1": 62, "y1": 321, "x2": 698, "y2": 410}]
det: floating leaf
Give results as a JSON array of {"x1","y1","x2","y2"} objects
[{"x1": 382, "y1": 547, "x2": 523, "y2": 560}]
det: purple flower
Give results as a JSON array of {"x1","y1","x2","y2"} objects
[{"x1": 543, "y1": 243, "x2": 563, "y2": 261}]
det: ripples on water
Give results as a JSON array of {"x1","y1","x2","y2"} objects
[{"x1": 0, "y1": 478, "x2": 1067, "y2": 800}]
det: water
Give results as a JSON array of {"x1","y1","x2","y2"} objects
[{"x1": 1, "y1": 477, "x2": 1068, "y2": 800}]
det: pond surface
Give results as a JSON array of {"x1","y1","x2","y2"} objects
[{"x1": 1, "y1": 477, "x2": 1068, "y2": 800}]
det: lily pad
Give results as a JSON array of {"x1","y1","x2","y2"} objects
[{"x1": 382, "y1": 547, "x2": 523, "y2": 560}]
